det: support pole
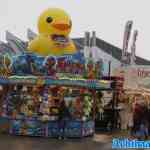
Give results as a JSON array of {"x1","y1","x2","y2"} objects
[
  {"x1": 92, "y1": 90, "x2": 96, "y2": 121},
  {"x1": 112, "y1": 81, "x2": 117, "y2": 130},
  {"x1": 108, "y1": 61, "x2": 111, "y2": 77}
]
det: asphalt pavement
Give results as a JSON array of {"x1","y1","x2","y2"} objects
[{"x1": 0, "y1": 134, "x2": 112, "y2": 150}]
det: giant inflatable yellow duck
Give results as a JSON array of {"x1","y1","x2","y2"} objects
[{"x1": 28, "y1": 8, "x2": 77, "y2": 56}]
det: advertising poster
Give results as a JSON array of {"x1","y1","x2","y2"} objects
[{"x1": 113, "y1": 66, "x2": 150, "y2": 89}]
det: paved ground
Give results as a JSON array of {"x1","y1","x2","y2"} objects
[
  {"x1": 0, "y1": 131, "x2": 131, "y2": 150},
  {"x1": 0, "y1": 134, "x2": 113, "y2": 150}
]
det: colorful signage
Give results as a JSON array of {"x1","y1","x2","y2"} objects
[{"x1": 0, "y1": 76, "x2": 112, "y2": 90}]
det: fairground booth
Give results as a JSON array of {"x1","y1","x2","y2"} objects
[{"x1": 0, "y1": 8, "x2": 117, "y2": 138}]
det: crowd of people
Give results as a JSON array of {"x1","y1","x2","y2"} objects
[
  {"x1": 128, "y1": 96, "x2": 150, "y2": 139},
  {"x1": 120, "y1": 95, "x2": 150, "y2": 139}
]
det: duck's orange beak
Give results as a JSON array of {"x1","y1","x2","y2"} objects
[{"x1": 52, "y1": 20, "x2": 71, "y2": 31}]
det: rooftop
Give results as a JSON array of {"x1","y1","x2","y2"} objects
[{"x1": 73, "y1": 37, "x2": 150, "y2": 65}]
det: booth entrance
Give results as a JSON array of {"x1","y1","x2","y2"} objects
[{"x1": 95, "y1": 76, "x2": 124, "y2": 132}]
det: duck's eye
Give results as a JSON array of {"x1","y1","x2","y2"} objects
[{"x1": 46, "y1": 17, "x2": 53, "y2": 23}]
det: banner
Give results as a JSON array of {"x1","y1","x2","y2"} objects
[
  {"x1": 130, "y1": 30, "x2": 138, "y2": 65},
  {"x1": 4, "y1": 76, "x2": 111, "y2": 90},
  {"x1": 113, "y1": 66, "x2": 150, "y2": 89},
  {"x1": 122, "y1": 21, "x2": 133, "y2": 64}
]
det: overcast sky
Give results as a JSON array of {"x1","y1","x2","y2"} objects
[{"x1": 0, "y1": 0, "x2": 150, "y2": 60}]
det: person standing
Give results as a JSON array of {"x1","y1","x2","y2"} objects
[
  {"x1": 132, "y1": 97, "x2": 149, "y2": 139},
  {"x1": 58, "y1": 98, "x2": 70, "y2": 139}
]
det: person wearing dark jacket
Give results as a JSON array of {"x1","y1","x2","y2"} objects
[
  {"x1": 133, "y1": 101, "x2": 149, "y2": 139},
  {"x1": 58, "y1": 99, "x2": 70, "y2": 139}
]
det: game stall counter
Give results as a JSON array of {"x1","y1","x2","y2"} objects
[{"x1": 0, "y1": 46, "x2": 112, "y2": 138}]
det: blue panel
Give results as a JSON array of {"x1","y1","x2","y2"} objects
[
  {"x1": 65, "y1": 120, "x2": 82, "y2": 137},
  {"x1": 47, "y1": 121, "x2": 59, "y2": 137},
  {"x1": 82, "y1": 121, "x2": 94, "y2": 136},
  {"x1": 9, "y1": 119, "x2": 46, "y2": 137},
  {"x1": 0, "y1": 117, "x2": 9, "y2": 133}
]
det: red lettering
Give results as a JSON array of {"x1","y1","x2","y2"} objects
[{"x1": 137, "y1": 69, "x2": 150, "y2": 78}]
